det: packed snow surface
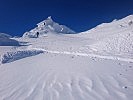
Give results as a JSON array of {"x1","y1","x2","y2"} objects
[{"x1": 0, "y1": 15, "x2": 133, "y2": 100}]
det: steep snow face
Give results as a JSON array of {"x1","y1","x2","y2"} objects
[
  {"x1": 0, "y1": 33, "x2": 19, "y2": 46},
  {"x1": 23, "y1": 16, "x2": 75, "y2": 38},
  {"x1": 78, "y1": 15, "x2": 133, "y2": 56}
]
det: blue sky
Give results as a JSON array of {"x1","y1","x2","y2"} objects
[{"x1": 0, "y1": 0, "x2": 133, "y2": 36}]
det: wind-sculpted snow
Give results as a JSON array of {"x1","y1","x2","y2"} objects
[
  {"x1": 0, "y1": 15, "x2": 133, "y2": 100},
  {"x1": 1, "y1": 50, "x2": 44, "y2": 64},
  {"x1": 0, "y1": 52, "x2": 133, "y2": 100}
]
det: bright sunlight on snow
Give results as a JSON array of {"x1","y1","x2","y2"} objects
[{"x1": 0, "y1": 15, "x2": 133, "y2": 100}]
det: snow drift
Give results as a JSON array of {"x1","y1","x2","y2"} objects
[{"x1": 0, "y1": 49, "x2": 44, "y2": 64}]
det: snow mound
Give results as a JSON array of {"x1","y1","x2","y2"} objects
[
  {"x1": 23, "y1": 16, "x2": 75, "y2": 38},
  {"x1": 1, "y1": 50, "x2": 44, "y2": 64},
  {"x1": 0, "y1": 33, "x2": 19, "y2": 46}
]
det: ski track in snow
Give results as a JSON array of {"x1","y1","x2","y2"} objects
[
  {"x1": 33, "y1": 48, "x2": 133, "y2": 63},
  {"x1": 1, "y1": 47, "x2": 133, "y2": 64}
]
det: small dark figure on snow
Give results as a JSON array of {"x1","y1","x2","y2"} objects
[{"x1": 36, "y1": 32, "x2": 39, "y2": 38}]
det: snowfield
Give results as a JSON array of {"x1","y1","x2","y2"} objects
[{"x1": 0, "y1": 15, "x2": 133, "y2": 100}]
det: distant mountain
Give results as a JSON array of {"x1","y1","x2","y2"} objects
[
  {"x1": 0, "y1": 33, "x2": 12, "y2": 38},
  {"x1": 23, "y1": 16, "x2": 76, "y2": 38},
  {"x1": 0, "y1": 33, "x2": 19, "y2": 46}
]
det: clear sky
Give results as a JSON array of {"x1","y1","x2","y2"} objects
[{"x1": 0, "y1": 0, "x2": 133, "y2": 36}]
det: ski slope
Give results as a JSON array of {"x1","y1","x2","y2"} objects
[{"x1": 0, "y1": 15, "x2": 133, "y2": 100}]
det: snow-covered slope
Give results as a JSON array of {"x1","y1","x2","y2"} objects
[
  {"x1": 79, "y1": 15, "x2": 133, "y2": 40},
  {"x1": 0, "y1": 33, "x2": 19, "y2": 46},
  {"x1": 0, "y1": 15, "x2": 133, "y2": 100},
  {"x1": 90, "y1": 31, "x2": 133, "y2": 56},
  {"x1": 0, "y1": 33, "x2": 12, "y2": 38},
  {"x1": 23, "y1": 16, "x2": 75, "y2": 38},
  {"x1": 0, "y1": 49, "x2": 133, "y2": 100},
  {"x1": 77, "y1": 15, "x2": 133, "y2": 57}
]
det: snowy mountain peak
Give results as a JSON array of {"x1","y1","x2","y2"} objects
[
  {"x1": 23, "y1": 16, "x2": 76, "y2": 38},
  {"x1": 47, "y1": 16, "x2": 52, "y2": 20},
  {"x1": 37, "y1": 16, "x2": 54, "y2": 27}
]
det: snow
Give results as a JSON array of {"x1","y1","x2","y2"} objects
[
  {"x1": 76, "y1": 14, "x2": 133, "y2": 57},
  {"x1": 78, "y1": 15, "x2": 133, "y2": 40},
  {"x1": 0, "y1": 33, "x2": 19, "y2": 46},
  {"x1": 0, "y1": 15, "x2": 133, "y2": 100},
  {"x1": 0, "y1": 33, "x2": 12, "y2": 38},
  {"x1": 0, "y1": 50, "x2": 133, "y2": 100},
  {"x1": 1, "y1": 49, "x2": 43, "y2": 64},
  {"x1": 23, "y1": 16, "x2": 75, "y2": 38},
  {"x1": 90, "y1": 31, "x2": 133, "y2": 56}
]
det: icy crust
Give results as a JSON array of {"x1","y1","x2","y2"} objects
[
  {"x1": 23, "y1": 16, "x2": 75, "y2": 38},
  {"x1": 0, "y1": 50, "x2": 44, "y2": 64}
]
